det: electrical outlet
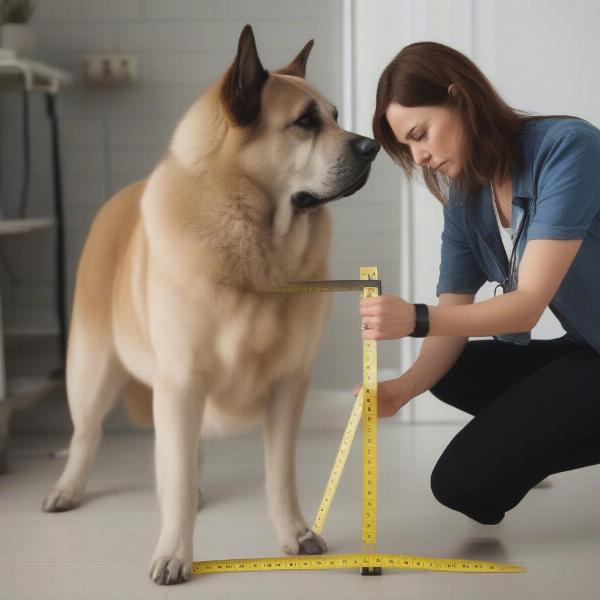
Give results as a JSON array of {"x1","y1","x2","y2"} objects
[{"x1": 81, "y1": 54, "x2": 139, "y2": 85}]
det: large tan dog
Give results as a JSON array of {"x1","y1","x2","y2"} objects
[{"x1": 42, "y1": 25, "x2": 379, "y2": 584}]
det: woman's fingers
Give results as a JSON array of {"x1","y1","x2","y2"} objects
[{"x1": 359, "y1": 296, "x2": 382, "y2": 316}]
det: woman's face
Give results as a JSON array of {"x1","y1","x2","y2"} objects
[{"x1": 385, "y1": 102, "x2": 463, "y2": 177}]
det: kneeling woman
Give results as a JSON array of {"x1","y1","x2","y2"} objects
[{"x1": 356, "y1": 41, "x2": 600, "y2": 524}]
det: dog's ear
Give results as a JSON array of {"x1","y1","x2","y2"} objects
[
  {"x1": 221, "y1": 25, "x2": 269, "y2": 126},
  {"x1": 275, "y1": 39, "x2": 314, "y2": 78}
]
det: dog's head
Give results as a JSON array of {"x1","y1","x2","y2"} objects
[{"x1": 218, "y1": 25, "x2": 380, "y2": 213}]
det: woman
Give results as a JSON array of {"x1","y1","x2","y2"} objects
[{"x1": 356, "y1": 42, "x2": 600, "y2": 525}]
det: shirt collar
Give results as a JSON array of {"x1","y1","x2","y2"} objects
[
  {"x1": 511, "y1": 125, "x2": 535, "y2": 200},
  {"x1": 465, "y1": 123, "x2": 535, "y2": 228}
]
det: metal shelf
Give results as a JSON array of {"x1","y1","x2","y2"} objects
[
  {"x1": 0, "y1": 218, "x2": 56, "y2": 236},
  {"x1": 0, "y1": 56, "x2": 72, "y2": 93},
  {"x1": 7, "y1": 374, "x2": 65, "y2": 412}
]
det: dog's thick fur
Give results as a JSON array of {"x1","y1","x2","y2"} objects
[{"x1": 42, "y1": 25, "x2": 379, "y2": 584}]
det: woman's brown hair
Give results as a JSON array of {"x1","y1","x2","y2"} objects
[{"x1": 373, "y1": 42, "x2": 529, "y2": 204}]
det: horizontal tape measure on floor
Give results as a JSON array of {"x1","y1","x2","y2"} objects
[
  {"x1": 192, "y1": 553, "x2": 524, "y2": 575},
  {"x1": 193, "y1": 267, "x2": 524, "y2": 577}
]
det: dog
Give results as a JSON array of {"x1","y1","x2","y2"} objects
[{"x1": 42, "y1": 25, "x2": 380, "y2": 585}]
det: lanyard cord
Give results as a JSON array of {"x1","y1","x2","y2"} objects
[{"x1": 491, "y1": 182, "x2": 523, "y2": 295}]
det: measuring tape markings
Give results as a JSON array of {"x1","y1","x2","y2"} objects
[
  {"x1": 192, "y1": 554, "x2": 524, "y2": 575},
  {"x1": 267, "y1": 280, "x2": 383, "y2": 296},
  {"x1": 360, "y1": 267, "x2": 378, "y2": 550},
  {"x1": 312, "y1": 389, "x2": 363, "y2": 535}
]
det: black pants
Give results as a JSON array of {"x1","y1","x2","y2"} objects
[{"x1": 429, "y1": 336, "x2": 600, "y2": 524}]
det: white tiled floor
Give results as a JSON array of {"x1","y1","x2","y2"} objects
[{"x1": 1, "y1": 423, "x2": 599, "y2": 599}]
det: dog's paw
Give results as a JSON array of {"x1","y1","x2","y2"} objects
[
  {"x1": 284, "y1": 529, "x2": 327, "y2": 555},
  {"x1": 149, "y1": 556, "x2": 192, "y2": 585},
  {"x1": 42, "y1": 487, "x2": 81, "y2": 512}
]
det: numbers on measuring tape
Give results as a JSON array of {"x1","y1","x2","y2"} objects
[
  {"x1": 192, "y1": 553, "x2": 524, "y2": 575},
  {"x1": 361, "y1": 271, "x2": 379, "y2": 549}
]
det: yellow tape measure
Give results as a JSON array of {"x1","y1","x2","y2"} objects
[
  {"x1": 268, "y1": 280, "x2": 382, "y2": 295},
  {"x1": 360, "y1": 267, "x2": 379, "y2": 574},
  {"x1": 192, "y1": 267, "x2": 525, "y2": 577},
  {"x1": 312, "y1": 389, "x2": 364, "y2": 535},
  {"x1": 192, "y1": 553, "x2": 523, "y2": 575}
]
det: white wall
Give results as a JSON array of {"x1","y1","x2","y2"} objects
[
  {"x1": 3, "y1": 1, "x2": 600, "y2": 431},
  {"x1": 0, "y1": 0, "x2": 410, "y2": 397},
  {"x1": 0, "y1": 0, "x2": 364, "y2": 394},
  {"x1": 4, "y1": 0, "x2": 371, "y2": 433}
]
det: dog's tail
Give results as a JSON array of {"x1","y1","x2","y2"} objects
[{"x1": 123, "y1": 377, "x2": 154, "y2": 429}]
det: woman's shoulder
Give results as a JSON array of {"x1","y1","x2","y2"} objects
[
  {"x1": 521, "y1": 115, "x2": 600, "y2": 147},
  {"x1": 520, "y1": 116, "x2": 600, "y2": 179}
]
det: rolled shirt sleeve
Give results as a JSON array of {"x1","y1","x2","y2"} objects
[
  {"x1": 528, "y1": 129, "x2": 600, "y2": 240},
  {"x1": 436, "y1": 203, "x2": 486, "y2": 297}
]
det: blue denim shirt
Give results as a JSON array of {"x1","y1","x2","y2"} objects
[{"x1": 436, "y1": 117, "x2": 600, "y2": 351}]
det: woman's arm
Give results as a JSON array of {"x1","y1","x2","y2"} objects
[
  {"x1": 427, "y1": 238, "x2": 582, "y2": 336},
  {"x1": 360, "y1": 238, "x2": 583, "y2": 339},
  {"x1": 404, "y1": 292, "x2": 473, "y2": 398}
]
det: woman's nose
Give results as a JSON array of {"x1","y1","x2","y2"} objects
[{"x1": 412, "y1": 146, "x2": 431, "y2": 166}]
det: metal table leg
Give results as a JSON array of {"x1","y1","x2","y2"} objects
[
  {"x1": 0, "y1": 283, "x2": 8, "y2": 474},
  {"x1": 45, "y1": 92, "x2": 67, "y2": 371}
]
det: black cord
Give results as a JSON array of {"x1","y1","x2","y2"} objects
[
  {"x1": 45, "y1": 93, "x2": 67, "y2": 369},
  {"x1": 18, "y1": 90, "x2": 31, "y2": 219}
]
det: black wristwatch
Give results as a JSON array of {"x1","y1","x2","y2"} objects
[{"x1": 410, "y1": 303, "x2": 430, "y2": 338}]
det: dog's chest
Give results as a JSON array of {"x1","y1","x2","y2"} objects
[{"x1": 210, "y1": 293, "x2": 328, "y2": 401}]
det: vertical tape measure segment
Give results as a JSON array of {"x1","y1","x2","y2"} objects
[{"x1": 360, "y1": 267, "x2": 378, "y2": 547}]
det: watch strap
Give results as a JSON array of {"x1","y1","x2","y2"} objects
[{"x1": 410, "y1": 303, "x2": 430, "y2": 338}]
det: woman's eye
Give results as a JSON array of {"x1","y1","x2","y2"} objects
[{"x1": 415, "y1": 131, "x2": 427, "y2": 142}]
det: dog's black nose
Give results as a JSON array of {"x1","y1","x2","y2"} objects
[{"x1": 352, "y1": 137, "x2": 381, "y2": 161}]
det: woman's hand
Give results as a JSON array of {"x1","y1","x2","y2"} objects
[
  {"x1": 352, "y1": 376, "x2": 415, "y2": 418},
  {"x1": 359, "y1": 294, "x2": 416, "y2": 340}
]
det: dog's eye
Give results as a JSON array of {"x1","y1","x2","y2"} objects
[
  {"x1": 294, "y1": 113, "x2": 321, "y2": 131},
  {"x1": 294, "y1": 114, "x2": 318, "y2": 129}
]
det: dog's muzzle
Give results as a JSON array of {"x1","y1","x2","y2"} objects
[{"x1": 291, "y1": 137, "x2": 381, "y2": 211}]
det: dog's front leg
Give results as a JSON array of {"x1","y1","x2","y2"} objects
[
  {"x1": 263, "y1": 375, "x2": 327, "y2": 555},
  {"x1": 149, "y1": 371, "x2": 204, "y2": 585}
]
